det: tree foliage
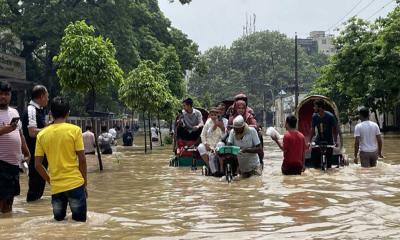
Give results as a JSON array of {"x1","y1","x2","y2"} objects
[
  {"x1": 189, "y1": 31, "x2": 326, "y2": 117},
  {"x1": 0, "y1": 0, "x2": 198, "y2": 114},
  {"x1": 119, "y1": 60, "x2": 177, "y2": 114},
  {"x1": 54, "y1": 20, "x2": 123, "y2": 97},
  {"x1": 159, "y1": 46, "x2": 185, "y2": 99},
  {"x1": 313, "y1": 6, "x2": 400, "y2": 125},
  {"x1": 54, "y1": 21, "x2": 123, "y2": 114}
]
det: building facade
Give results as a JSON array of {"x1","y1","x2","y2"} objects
[
  {"x1": 0, "y1": 52, "x2": 32, "y2": 112},
  {"x1": 274, "y1": 93, "x2": 306, "y2": 128},
  {"x1": 298, "y1": 31, "x2": 336, "y2": 56}
]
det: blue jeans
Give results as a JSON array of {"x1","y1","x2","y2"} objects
[{"x1": 51, "y1": 185, "x2": 87, "y2": 222}]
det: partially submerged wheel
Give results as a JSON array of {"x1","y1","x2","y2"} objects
[
  {"x1": 225, "y1": 163, "x2": 233, "y2": 183},
  {"x1": 202, "y1": 165, "x2": 209, "y2": 176},
  {"x1": 321, "y1": 156, "x2": 327, "y2": 172}
]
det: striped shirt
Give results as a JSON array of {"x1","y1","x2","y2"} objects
[{"x1": 0, "y1": 107, "x2": 22, "y2": 166}]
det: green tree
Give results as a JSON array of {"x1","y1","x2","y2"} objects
[
  {"x1": 0, "y1": 0, "x2": 199, "y2": 113},
  {"x1": 313, "y1": 9, "x2": 400, "y2": 127},
  {"x1": 159, "y1": 46, "x2": 185, "y2": 99},
  {"x1": 188, "y1": 31, "x2": 322, "y2": 123},
  {"x1": 119, "y1": 60, "x2": 177, "y2": 152},
  {"x1": 53, "y1": 20, "x2": 123, "y2": 112}
]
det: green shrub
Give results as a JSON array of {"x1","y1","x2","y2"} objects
[{"x1": 164, "y1": 135, "x2": 173, "y2": 144}]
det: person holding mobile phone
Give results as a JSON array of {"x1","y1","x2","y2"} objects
[
  {"x1": 22, "y1": 85, "x2": 49, "y2": 202},
  {"x1": 0, "y1": 81, "x2": 30, "y2": 213}
]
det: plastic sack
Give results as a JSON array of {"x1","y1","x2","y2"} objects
[{"x1": 266, "y1": 127, "x2": 282, "y2": 139}]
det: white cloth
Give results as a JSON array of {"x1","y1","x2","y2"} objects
[
  {"x1": 228, "y1": 127, "x2": 260, "y2": 172},
  {"x1": 200, "y1": 118, "x2": 225, "y2": 148},
  {"x1": 233, "y1": 115, "x2": 245, "y2": 128},
  {"x1": 198, "y1": 142, "x2": 225, "y2": 174},
  {"x1": 198, "y1": 141, "x2": 225, "y2": 156},
  {"x1": 151, "y1": 127, "x2": 158, "y2": 139},
  {"x1": 354, "y1": 120, "x2": 381, "y2": 152},
  {"x1": 108, "y1": 128, "x2": 117, "y2": 139},
  {"x1": 27, "y1": 100, "x2": 42, "y2": 128}
]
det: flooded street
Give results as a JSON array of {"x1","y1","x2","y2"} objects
[{"x1": 1, "y1": 133, "x2": 400, "y2": 239}]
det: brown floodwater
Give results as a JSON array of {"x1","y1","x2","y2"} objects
[{"x1": 1, "y1": 133, "x2": 400, "y2": 239}]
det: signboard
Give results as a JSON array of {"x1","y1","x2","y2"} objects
[{"x1": 0, "y1": 52, "x2": 26, "y2": 80}]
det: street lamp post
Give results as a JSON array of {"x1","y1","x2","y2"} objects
[
  {"x1": 263, "y1": 83, "x2": 275, "y2": 127},
  {"x1": 278, "y1": 90, "x2": 286, "y2": 128}
]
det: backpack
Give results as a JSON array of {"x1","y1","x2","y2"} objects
[{"x1": 100, "y1": 133, "x2": 112, "y2": 150}]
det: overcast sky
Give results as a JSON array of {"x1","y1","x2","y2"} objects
[{"x1": 159, "y1": 0, "x2": 397, "y2": 52}]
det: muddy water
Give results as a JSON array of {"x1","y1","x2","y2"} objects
[{"x1": 1, "y1": 134, "x2": 400, "y2": 239}]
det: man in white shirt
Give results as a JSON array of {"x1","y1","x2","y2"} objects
[
  {"x1": 354, "y1": 107, "x2": 384, "y2": 167},
  {"x1": 108, "y1": 126, "x2": 117, "y2": 139},
  {"x1": 227, "y1": 115, "x2": 262, "y2": 178},
  {"x1": 82, "y1": 126, "x2": 96, "y2": 155}
]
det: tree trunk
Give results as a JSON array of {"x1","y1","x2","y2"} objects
[
  {"x1": 148, "y1": 112, "x2": 152, "y2": 150},
  {"x1": 90, "y1": 87, "x2": 103, "y2": 171},
  {"x1": 157, "y1": 114, "x2": 163, "y2": 146},
  {"x1": 373, "y1": 110, "x2": 381, "y2": 129},
  {"x1": 143, "y1": 111, "x2": 147, "y2": 153},
  {"x1": 383, "y1": 111, "x2": 387, "y2": 130},
  {"x1": 91, "y1": 117, "x2": 103, "y2": 171}
]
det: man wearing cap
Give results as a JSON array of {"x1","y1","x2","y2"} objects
[
  {"x1": 227, "y1": 115, "x2": 263, "y2": 178},
  {"x1": 0, "y1": 81, "x2": 30, "y2": 213},
  {"x1": 197, "y1": 107, "x2": 226, "y2": 174}
]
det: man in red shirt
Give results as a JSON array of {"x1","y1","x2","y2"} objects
[{"x1": 271, "y1": 115, "x2": 308, "y2": 175}]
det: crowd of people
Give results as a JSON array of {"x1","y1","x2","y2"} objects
[
  {"x1": 0, "y1": 80, "x2": 385, "y2": 222},
  {"x1": 175, "y1": 96, "x2": 265, "y2": 178},
  {"x1": 0, "y1": 81, "x2": 151, "y2": 220},
  {"x1": 175, "y1": 95, "x2": 385, "y2": 178}
]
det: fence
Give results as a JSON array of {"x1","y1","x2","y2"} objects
[{"x1": 67, "y1": 116, "x2": 133, "y2": 136}]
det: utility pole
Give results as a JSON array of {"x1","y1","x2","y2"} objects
[
  {"x1": 253, "y1": 14, "x2": 256, "y2": 33},
  {"x1": 294, "y1": 32, "x2": 299, "y2": 108}
]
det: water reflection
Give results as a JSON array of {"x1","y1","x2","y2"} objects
[{"x1": 0, "y1": 134, "x2": 399, "y2": 239}]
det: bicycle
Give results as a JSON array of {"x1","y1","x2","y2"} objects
[{"x1": 311, "y1": 142, "x2": 336, "y2": 172}]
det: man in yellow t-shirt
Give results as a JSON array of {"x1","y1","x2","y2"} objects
[{"x1": 35, "y1": 96, "x2": 87, "y2": 222}]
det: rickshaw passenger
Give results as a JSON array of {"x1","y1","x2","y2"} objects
[
  {"x1": 176, "y1": 98, "x2": 204, "y2": 142},
  {"x1": 228, "y1": 93, "x2": 255, "y2": 118},
  {"x1": 227, "y1": 115, "x2": 262, "y2": 178},
  {"x1": 310, "y1": 99, "x2": 338, "y2": 168},
  {"x1": 228, "y1": 100, "x2": 257, "y2": 129},
  {"x1": 228, "y1": 100, "x2": 264, "y2": 166},
  {"x1": 197, "y1": 107, "x2": 226, "y2": 173},
  {"x1": 217, "y1": 103, "x2": 229, "y2": 138}
]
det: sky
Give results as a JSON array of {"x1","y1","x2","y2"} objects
[{"x1": 158, "y1": 0, "x2": 397, "y2": 52}]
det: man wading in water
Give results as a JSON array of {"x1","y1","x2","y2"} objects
[
  {"x1": 22, "y1": 85, "x2": 49, "y2": 202},
  {"x1": 35, "y1": 97, "x2": 88, "y2": 222},
  {"x1": 0, "y1": 82, "x2": 30, "y2": 213},
  {"x1": 354, "y1": 107, "x2": 384, "y2": 167},
  {"x1": 272, "y1": 115, "x2": 308, "y2": 175}
]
